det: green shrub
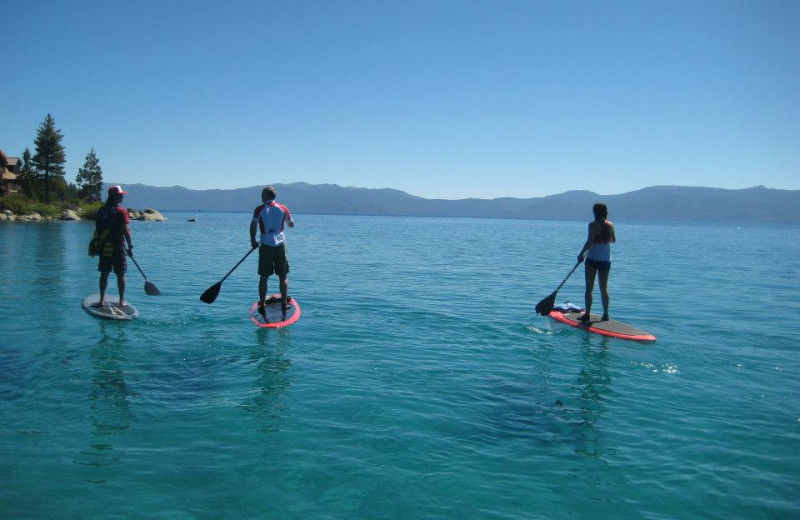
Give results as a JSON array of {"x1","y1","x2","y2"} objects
[
  {"x1": 0, "y1": 194, "x2": 62, "y2": 218},
  {"x1": 0, "y1": 194, "x2": 103, "y2": 219},
  {"x1": 81, "y1": 201, "x2": 104, "y2": 220},
  {"x1": 0, "y1": 194, "x2": 32, "y2": 214}
]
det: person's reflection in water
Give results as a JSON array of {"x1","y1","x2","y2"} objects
[
  {"x1": 241, "y1": 330, "x2": 292, "y2": 434},
  {"x1": 573, "y1": 335, "x2": 611, "y2": 458},
  {"x1": 79, "y1": 324, "x2": 135, "y2": 480}
]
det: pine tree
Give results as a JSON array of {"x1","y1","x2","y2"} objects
[
  {"x1": 17, "y1": 148, "x2": 37, "y2": 199},
  {"x1": 65, "y1": 182, "x2": 79, "y2": 200},
  {"x1": 31, "y1": 113, "x2": 66, "y2": 203},
  {"x1": 76, "y1": 148, "x2": 104, "y2": 202}
]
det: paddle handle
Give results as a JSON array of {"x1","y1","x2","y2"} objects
[{"x1": 219, "y1": 247, "x2": 256, "y2": 283}]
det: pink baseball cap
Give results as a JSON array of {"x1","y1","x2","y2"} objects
[{"x1": 108, "y1": 185, "x2": 128, "y2": 196}]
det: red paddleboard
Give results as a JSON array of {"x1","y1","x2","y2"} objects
[
  {"x1": 548, "y1": 310, "x2": 656, "y2": 342},
  {"x1": 249, "y1": 294, "x2": 301, "y2": 328}
]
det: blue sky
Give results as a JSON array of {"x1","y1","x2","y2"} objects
[{"x1": 2, "y1": 0, "x2": 798, "y2": 199}]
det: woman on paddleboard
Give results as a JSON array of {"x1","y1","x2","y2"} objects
[{"x1": 577, "y1": 202, "x2": 615, "y2": 322}]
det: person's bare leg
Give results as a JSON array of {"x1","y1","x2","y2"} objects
[
  {"x1": 258, "y1": 275, "x2": 268, "y2": 318},
  {"x1": 279, "y1": 275, "x2": 289, "y2": 317},
  {"x1": 117, "y1": 273, "x2": 127, "y2": 306},
  {"x1": 581, "y1": 265, "x2": 597, "y2": 321},
  {"x1": 98, "y1": 271, "x2": 110, "y2": 306},
  {"x1": 598, "y1": 268, "x2": 610, "y2": 320},
  {"x1": 259, "y1": 275, "x2": 268, "y2": 303}
]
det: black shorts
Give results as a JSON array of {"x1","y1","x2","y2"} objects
[
  {"x1": 98, "y1": 248, "x2": 127, "y2": 275},
  {"x1": 585, "y1": 258, "x2": 611, "y2": 271},
  {"x1": 258, "y1": 244, "x2": 290, "y2": 277}
]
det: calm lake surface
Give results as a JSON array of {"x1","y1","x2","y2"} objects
[{"x1": 1, "y1": 212, "x2": 798, "y2": 519}]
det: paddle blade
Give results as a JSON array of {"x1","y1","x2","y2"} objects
[
  {"x1": 200, "y1": 282, "x2": 222, "y2": 304},
  {"x1": 144, "y1": 280, "x2": 161, "y2": 296},
  {"x1": 535, "y1": 291, "x2": 557, "y2": 316}
]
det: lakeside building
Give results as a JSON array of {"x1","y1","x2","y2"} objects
[{"x1": 0, "y1": 149, "x2": 21, "y2": 195}]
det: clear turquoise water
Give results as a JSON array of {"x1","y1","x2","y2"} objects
[{"x1": 1, "y1": 213, "x2": 798, "y2": 519}]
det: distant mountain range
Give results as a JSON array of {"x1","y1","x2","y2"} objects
[{"x1": 112, "y1": 182, "x2": 800, "y2": 224}]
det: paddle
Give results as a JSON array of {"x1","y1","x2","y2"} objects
[
  {"x1": 535, "y1": 260, "x2": 582, "y2": 315},
  {"x1": 129, "y1": 253, "x2": 161, "y2": 296},
  {"x1": 200, "y1": 247, "x2": 256, "y2": 304}
]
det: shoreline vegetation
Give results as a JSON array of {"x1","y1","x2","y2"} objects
[{"x1": 0, "y1": 196, "x2": 166, "y2": 222}]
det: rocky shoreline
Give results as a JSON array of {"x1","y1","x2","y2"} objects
[{"x1": 0, "y1": 208, "x2": 167, "y2": 222}]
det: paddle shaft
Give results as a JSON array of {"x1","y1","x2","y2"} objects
[
  {"x1": 218, "y1": 247, "x2": 256, "y2": 284},
  {"x1": 129, "y1": 253, "x2": 149, "y2": 279},
  {"x1": 200, "y1": 248, "x2": 257, "y2": 303},
  {"x1": 535, "y1": 260, "x2": 582, "y2": 315},
  {"x1": 128, "y1": 252, "x2": 161, "y2": 295},
  {"x1": 554, "y1": 261, "x2": 581, "y2": 293}
]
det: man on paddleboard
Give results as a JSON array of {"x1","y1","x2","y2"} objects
[
  {"x1": 250, "y1": 186, "x2": 295, "y2": 318},
  {"x1": 577, "y1": 202, "x2": 615, "y2": 322},
  {"x1": 94, "y1": 185, "x2": 133, "y2": 307}
]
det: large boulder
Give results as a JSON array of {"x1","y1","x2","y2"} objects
[
  {"x1": 18, "y1": 213, "x2": 43, "y2": 221},
  {"x1": 0, "y1": 213, "x2": 7, "y2": 221},
  {"x1": 135, "y1": 208, "x2": 166, "y2": 222},
  {"x1": 60, "y1": 209, "x2": 81, "y2": 221}
]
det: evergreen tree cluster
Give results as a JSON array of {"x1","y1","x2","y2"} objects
[{"x1": 8, "y1": 113, "x2": 104, "y2": 204}]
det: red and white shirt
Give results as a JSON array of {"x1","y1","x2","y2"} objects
[{"x1": 252, "y1": 200, "x2": 292, "y2": 246}]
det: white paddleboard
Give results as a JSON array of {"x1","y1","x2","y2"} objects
[{"x1": 82, "y1": 294, "x2": 139, "y2": 321}]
